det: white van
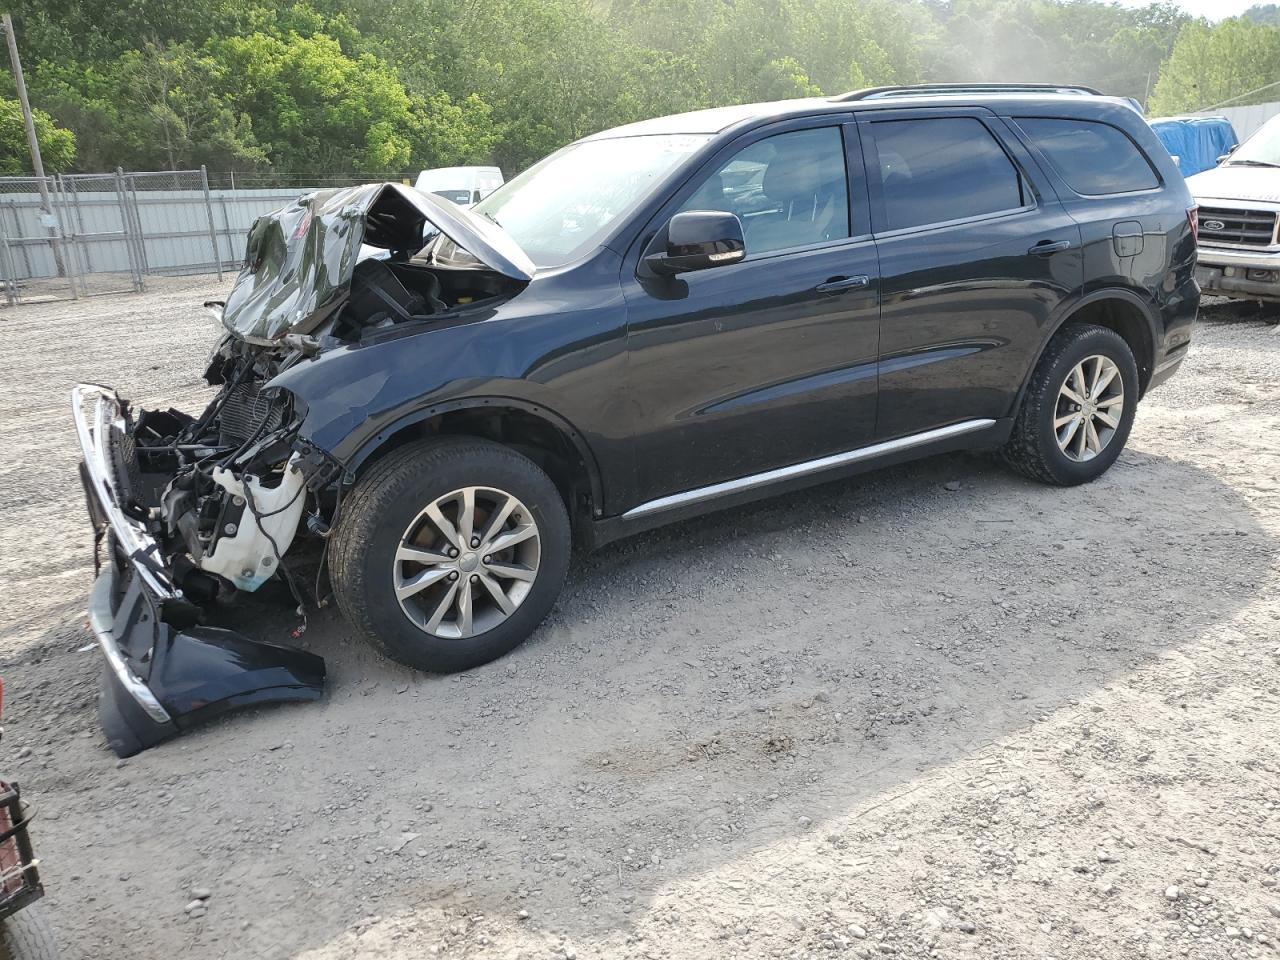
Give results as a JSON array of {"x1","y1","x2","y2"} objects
[{"x1": 413, "y1": 166, "x2": 505, "y2": 207}]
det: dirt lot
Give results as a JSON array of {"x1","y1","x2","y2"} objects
[{"x1": 1, "y1": 277, "x2": 1278, "y2": 960}]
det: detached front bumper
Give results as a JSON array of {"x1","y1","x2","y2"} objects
[
  {"x1": 73, "y1": 384, "x2": 326, "y2": 757},
  {"x1": 1196, "y1": 244, "x2": 1280, "y2": 302}
]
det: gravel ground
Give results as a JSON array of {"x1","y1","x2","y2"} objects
[{"x1": 1, "y1": 278, "x2": 1278, "y2": 960}]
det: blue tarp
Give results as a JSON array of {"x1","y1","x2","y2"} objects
[{"x1": 1149, "y1": 116, "x2": 1240, "y2": 177}]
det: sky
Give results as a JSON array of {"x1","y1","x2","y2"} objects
[{"x1": 1114, "y1": 0, "x2": 1259, "y2": 16}]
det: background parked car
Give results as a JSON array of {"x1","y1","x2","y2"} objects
[
  {"x1": 1187, "y1": 112, "x2": 1280, "y2": 314},
  {"x1": 413, "y1": 166, "x2": 505, "y2": 207}
]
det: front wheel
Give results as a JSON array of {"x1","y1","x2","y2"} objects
[
  {"x1": 1000, "y1": 323, "x2": 1139, "y2": 486},
  {"x1": 330, "y1": 437, "x2": 571, "y2": 672},
  {"x1": 0, "y1": 905, "x2": 61, "y2": 960}
]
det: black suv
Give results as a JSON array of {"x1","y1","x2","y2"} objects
[{"x1": 75, "y1": 83, "x2": 1198, "y2": 754}]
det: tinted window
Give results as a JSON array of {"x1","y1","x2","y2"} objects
[
  {"x1": 679, "y1": 126, "x2": 850, "y2": 255},
  {"x1": 871, "y1": 118, "x2": 1025, "y2": 231},
  {"x1": 1017, "y1": 118, "x2": 1159, "y2": 195}
]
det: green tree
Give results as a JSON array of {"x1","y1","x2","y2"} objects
[
  {"x1": 0, "y1": 97, "x2": 75, "y2": 173},
  {"x1": 1245, "y1": 4, "x2": 1280, "y2": 27},
  {"x1": 1149, "y1": 17, "x2": 1280, "y2": 115},
  {"x1": 213, "y1": 31, "x2": 419, "y2": 172}
]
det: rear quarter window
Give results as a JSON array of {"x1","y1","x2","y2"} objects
[{"x1": 1016, "y1": 118, "x2": 1159, "y2": 196}]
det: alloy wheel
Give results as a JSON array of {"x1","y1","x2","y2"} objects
[
  {"x1": 392, "y1": 486, "x2": 541, "y2": 639},
  {"x1": 1054, "y1": 354, "x2": 1124, "y2": 462}
]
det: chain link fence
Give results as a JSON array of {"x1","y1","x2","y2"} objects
[{"x1": 0, "y1": 167, "x2": 342, "y2": 307}]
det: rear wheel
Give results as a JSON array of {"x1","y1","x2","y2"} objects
[
  {"x1": 1000, "y1": 323, "x2": 1139, "y2": 486},
  {"x1": 330, "y1": 438, "x2": 571, "y2": 672}
]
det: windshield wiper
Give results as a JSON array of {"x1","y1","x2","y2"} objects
[{"x1": 1228, "y1": 159, "x2": 1280, "y2": 168}]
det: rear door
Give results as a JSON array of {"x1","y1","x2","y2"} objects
[
  {"x1": 859, "y1": 108, "x2": 1083, "y2": 440},
  {"x1": 1009, "y1": 117, "x2": 1170, "y2": 310}
]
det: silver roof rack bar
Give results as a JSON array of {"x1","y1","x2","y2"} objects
[{"x1": 834, "y1": 83, "x2": 1105, "y2": 102}]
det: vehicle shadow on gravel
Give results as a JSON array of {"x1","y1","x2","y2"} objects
[{"x1": 16, "y1": 442, "x2": 1275, "y2": 959}]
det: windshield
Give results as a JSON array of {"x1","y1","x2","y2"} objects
[
  {"x1": 1229, "y1": 116, "x2": 1280, "y2": 167},
  {"x1": 473, "y1": 134, "x2": 711, "y2": 268}
]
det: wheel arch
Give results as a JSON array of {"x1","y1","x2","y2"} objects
[
  {"x1": 344, "y1": 397, "x2": 605, "y2": 527},
  {"x1": 1016, "y1": 288, "x2": 1160, "y2": 411}
]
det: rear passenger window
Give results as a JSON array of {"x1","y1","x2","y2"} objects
[
  {"x1": 1016, "y1": 118, "x2": 1158, "y2": 195},
  {"x1": 871, "y1": 118, "x2": 1026, "y2": 231}
]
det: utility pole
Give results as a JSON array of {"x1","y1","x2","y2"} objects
[{"x1": 1, "y1": 13, "x2": 64, "y2": 275}]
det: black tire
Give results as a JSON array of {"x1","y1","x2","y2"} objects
[
  {"x1": 0, "y1": 905, "x2": 61, "y2": 960},
  {"x1": 999, "y1": 323, "x2": 1139, "y2": 486},
  {"x1": 330, "y1": 437, "x2": 571, "y2": 672}
]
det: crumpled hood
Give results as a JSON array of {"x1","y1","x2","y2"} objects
[
  {"x1": 221, "y1": 183, "x2": 534, "y2": 344},
  {"x1": 1187, "y1": 164, "x2": 1280, "y2": 204}
]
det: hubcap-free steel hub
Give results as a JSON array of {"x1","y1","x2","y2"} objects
[
  {"x1": 393, "y1": 486, "x2": 541, "y2": 639},
  {"x1": 1054, "y1": 354, "x2": 1123, "y2": 463}
]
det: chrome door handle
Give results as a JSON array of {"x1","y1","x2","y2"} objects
[
  {"x1": 816, "y1": 275, "x2": 871, "y2": 293},
  {"x1": 1029, "y1": 239, "x2": 1072, "y2": 255}
]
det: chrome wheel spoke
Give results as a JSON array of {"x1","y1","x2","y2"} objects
[
  {"x1": 485, "y1": 561, "x2": 537, "y2": 582},
  {"x1": 1060, "y1": 382, "x2": 1085, "y2": 405},
  {"x1": 1095, "y1": 394, "x2": 1123, "y2": 410},
  {"x1": 485, "y1": 523, "x2": 538, "y2": 554},
  {"x1": 476, "y1": 494, "x2": 517, "y2": 547},
  {"x1": 1054, "y1": 412, "x2": 1079, "y2": 430},
  {"x1": 1071, "y1": 364, "x2": 1089, "y2": 399},
  {"x1": 1085, "y1": 418, "x2": 1102, "y2": 454},
  {"x1": 1059, "y1": 416, "x2": 1082, "y2": 448},
  {"x1": 456, "y1": 577, "x2": 474, "y2": 637},
  {"x1": 425, "y1": 501, "x2": 461, "y2": 550},
  {"x1": 478, "y1": 573, "x2": 516, "y2": 614},
  {"x1": 1095, "y1": 409, "x2": 1120, "y2": 429},
  {"x1": 395, "y1": 545, "x2": 451, "y2": 566},
  {"x1": 1092, "y1": 364, "x2": 1118, "y2": 397},
  {"x1": 457, "y1": 488, "x2": 476, "y2": 546},
  {"x1": 424, "y1": 580, "x2": 460, "y2": 633},
  {"x1": 395, "y1": 565, "x2": 453, "y2": 601}
]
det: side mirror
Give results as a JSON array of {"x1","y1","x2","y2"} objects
[{"x1": 645, "y1": 210, "x2": 745, "y2": 276}]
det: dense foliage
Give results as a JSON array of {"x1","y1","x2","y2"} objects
[{"x1": 0, "y1": 0, "x2": 1275, "y2": 178}]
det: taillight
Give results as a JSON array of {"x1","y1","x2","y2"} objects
[{"x1": 1187, "y1": 205, "x2": 1199, "y2": 243}]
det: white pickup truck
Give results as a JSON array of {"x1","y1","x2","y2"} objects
[{"x1": 1188, "y1": 113, "x2": 1280, "y2": 312}]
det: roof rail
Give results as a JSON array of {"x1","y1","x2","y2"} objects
[{"x1": 834, "y1": 83, "x2": 1105, "y2": 102}]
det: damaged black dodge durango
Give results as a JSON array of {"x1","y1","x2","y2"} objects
[{"x1": 76, "y1": 84, "x2": 1199, "y2": 755}]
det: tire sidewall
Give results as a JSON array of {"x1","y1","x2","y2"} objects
[
  {"x1": 1034, "y1": 328, "x2": 1139, "y2": 484},
  {"x1": 346, "y1": 444, "x2": 570, "y2": 672}
]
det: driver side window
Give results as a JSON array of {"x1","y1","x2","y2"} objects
[{"x1": 678, "y1": 126, "x2": 850, "y2": 256}]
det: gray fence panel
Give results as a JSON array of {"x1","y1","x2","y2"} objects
[
  {"x1": 1191, "y1": 101, "x2": 1280, "y2": 142},
  {"x1": 0, "y1": 171, "x2": 314, "y2": 303}
]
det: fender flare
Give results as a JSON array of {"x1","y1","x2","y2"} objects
[
  {"x1": 343, "y1": 395, "x2": 606, "y2": 515},
  {"x1": 1012, "y1": 286, "x2": 1161, "y2": 412}
]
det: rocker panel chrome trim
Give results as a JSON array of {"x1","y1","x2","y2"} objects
[{"x1": 622, "y1": 419, "x2": 997, "y2": 520}]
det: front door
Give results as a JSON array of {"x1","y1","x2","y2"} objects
[
  {"x1": 859, "y1": 109, "x2": 1083, "y2": 440},
  {"x1": 621, "y1": 120, "x2": 881, "y2": 508}
]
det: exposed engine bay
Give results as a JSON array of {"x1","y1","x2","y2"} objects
[{"x1": 130, "y1": 256, "x2": 521, "y2": 601}]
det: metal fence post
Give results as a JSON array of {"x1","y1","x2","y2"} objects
[
  {"x1": 114, "y1": 167, "x2": 144, "y2": 293},
  {"x1": 200, "y1": 165, "x2": 223, "y2": 280},
  {"x1": 0, "y1": 229, "x2": 17, "y2": 307},
  {"x1": 53, "y1": 175, "x2": 83, "y2": 299},
  {"x1": 125, "y1": 172, "x2": 150, "y2": 277}
]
